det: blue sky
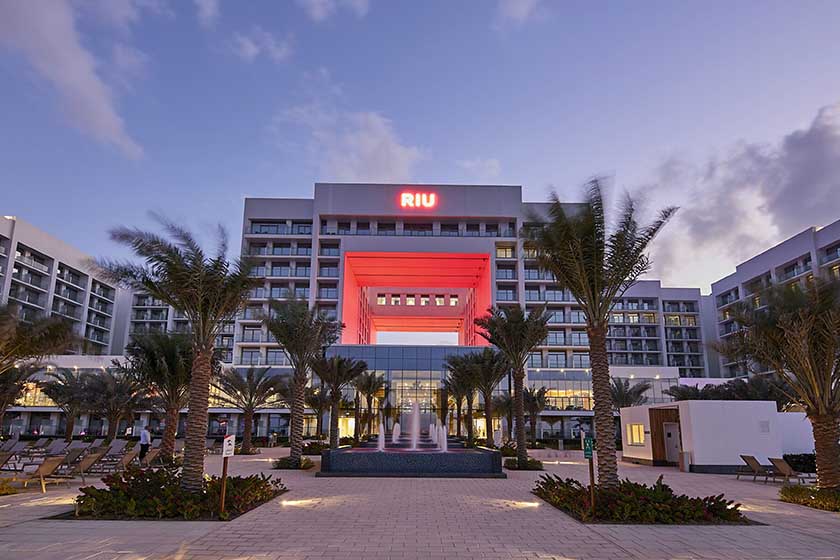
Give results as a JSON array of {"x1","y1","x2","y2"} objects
[{"x1": 2, "y1": 0, "x2": 840, "y2": 293}]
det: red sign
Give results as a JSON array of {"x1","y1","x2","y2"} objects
[{"x1": 400, "y1": 192, "x2": 437, "y2": 209}]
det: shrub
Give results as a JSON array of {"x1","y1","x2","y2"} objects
[
  {"x1": 526, "y1": 441, "x2": 545, "y2": 450},
  {"x1": 783, "y1": 454, "x2": 816, "y2": 474},
  {"x1": 301, "y1": 441, "x2": 329, "y2": 455},
  {"x1": 505, "y1": 457, "x2": 544, "y2": 470},
  {"x1": 75, "y1": 465, "x2": 285, "y2": 521},
  {"x1": 339, "y1": 436, "x2": 355, "y2": 446},
  {"x1": 533, "y1": 474, "x2": 747, "y2": 524},
  {"x1": 499, "y1": 442, "x2": 517, "y2": 457},
  {"x1": 0, "y1": 479, "x2": 17, "y2": 496},
  {"x1": 780, "y1": 485, "x2": 840, "y2": 512},
  {"x1": 272, "y1": 456, "x2": 315, "y2": 470}
]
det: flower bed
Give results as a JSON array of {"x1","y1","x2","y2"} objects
[
  {"x1": 75, "y1": 466, "x2": 285, "y2": 521},
  {"x1": 780, "y1": 485, "x2": 840, "y2": 512},
  {"x1": 504, "y1": 457, "x2": 544, "y2": 470},
  {"x1": 273, "y1": 456, "x2": 315, "y2": 470},
  {"x1": 533, "y1": 474, "x2": 747, "y2": 524},
  {"x1": 302, "y1": 441, "x2": 329, "y2": 455}
]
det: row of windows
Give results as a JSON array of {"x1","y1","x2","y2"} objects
[{"x1": 375, "y1": 294, "x2": 459, "y2": 307}]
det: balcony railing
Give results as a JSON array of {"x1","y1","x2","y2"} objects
[
  {"x1": 779, "y1": 264, "x2": 812, "y2": 281},
  {"x1": 15, "y1": 254, "x2": 49, "y2": 273},
  {"x1": 821, "y1": 248, "x2": 840, "y2": 264}
]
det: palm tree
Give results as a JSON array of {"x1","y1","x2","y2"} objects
[
  {"x1": 311, "y1": 356, "x2": 367, "y2": 448},
  {"x1": 97, "y1": 216, "x2": 254, "y2": 492},
  {"x1": 118, "y1": 333, "x2": 194, "y2": 458},
  {"x1": 211, "y1": 367, "x2": 284, "y2": 454},
  {"x1": 0, "y1": 304, "x2": 77, "y2": 377},
  {"x1": 304, "y1": 386, "x2": 330, "y2": 438},
  {"x1": 85, "y1": 370, "x2": 146, "y2": 441},
  {"x1": 663, "y1": 384, "x2": 706, "y2": 401},
  {"x1": 475, "y1": 305, "x2": 549, "y2": 467},
  {"x1": 716, "y1": 280, "x2": 840, "y2": 489},
  {"x1": 354, "y1": 372, "x2": 385, "y2": 436},
  {"x1": 523, "y1": 178, "x2": 677, "y2": 487},
  {"x1": 610, "y1": 378, "x2": 650, "y2": 410},
  {"x1": 39, "y1": 368, "x2": 88, "y2": 442},
  {"x1": 523, "y1": 386, "x2": 547, "y2": 445},
  {"x1": 0, "y1": 367, "x2": 35, "y2": 432},
  {"x1": 445, "y1": 354, "x2": 479, "y2": 443},
  {"x1": 263, "y1": 298, "x2": 342, "y2": 467},
  {"x1": 443, "y1": 376, "x2": 466, "y2": 438},
  {"x1": 492, "y1": 393, "x2": 513, "y2": 442},
  {"x1": 469, "y1": 348, "x2": 509, "y2": 447}
]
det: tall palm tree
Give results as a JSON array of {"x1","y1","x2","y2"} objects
[
  {"x1": 85, "y1": 370, "x2": 146, "y2": 441},
  {"x1": 523, "y1": 178, "x2": 676, "y2": 487},
  {"x1": 263, "y1": 298, "x2": 342, "y2": 467},
  {"x1": 211, "y1": 367, "x2": 284, "y2": 454},
  {"x1": 354, "y1": 372, "x2": 385, "y2": 436},
  {"x1": 716, "y1": 280, "x2": 840, "y2": 489},
  {"x1": 443, "y1": 376, "x2": 467, "y2": 438},
  {"x1": 445, "y1": 354, "x2": 478, "y2": 443},
  {"x1": 311, "y1": 356, "x2": 367, "y2": 448},
  {"x1": 304, "y1": 386, "x2": 330, "y2": 438},
  {"x1": 475, "y1": 305, "x2": 549, "y2": 467},
  {"x1": 97, "y1": 216, "x2": 254, "y2": 492},
  {"x1": 0, "y1": 304, "x2": 77, "y2": 377},
  {"x1": 39, "y1": 368, "x2": 89, "y2": 442},
  {"x1": 118, "y1": 333, "x2": 195, "y2": 458},
  {"x1": 523, "y1": 386, "x2": 547, "y2": 445},
  {"x1": 610, "y1": 378, "x2": 650, "y2": 410},
  {"x1": 0, "y1": 367, "x2": 35, "y2": 432},
  {"x1": 492, "y1": 393, "x2": 513, "y2": 442},
  {"x1": 469, "y1": 348, "x2": 509, "y2": 447}
]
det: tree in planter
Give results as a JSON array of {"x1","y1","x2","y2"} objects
[
  {"x1": 311, "y1": 356, "x2": 367, "y2": 448},
  {"x1": 355, "y1": 372, "x2": 386, "y2": 436},
  {"x1": 523, "y1": 178, "x2": 676, "y2": 487},
  {"x1": 610, "y1": 378, "x2": 650, "y2": 410},
  {"x1": 211, "y1": 367, "x2": 285, "y2": 454},
  {"x1": 524, "y1": 386, "x2": 547, "y2": 445},
  {"x1": 85, "y1": 370, "x2": 146, "y2": 441},
  {"x1": 475, "y1": 306, "x2": 549, "y2": 468},
  {"x1": 443, "y1": 377, "x2": 466, "y2": 438},
  {"x1": 492, "y1": 393, "x2": 513, "y2": 442},
  {"x1": 263, "y1": 298, "x2": 342, "y2": 468},
  {"x1": 716, "y1": 280, "x2": 840, "y2": 489},
  {"x1": 304, "y1": 386, "x2": 330, "y2": 438},
  {"x1": 0, "y1": 304, "x2": 76, "y2": 377},
  {"x1": 118, "y1": 333, "x2": 196, "y2": 459},
  {"x1": 444, "y1": 354, "x2": 478, "y2": 443},
  {"x1": 469, "y1": 348, "x2": 509, "y2": 447},
  {"x1": 98, "y1": 217, "x2": 254, "y2": 492},
  {"x1": 39, "y1": 368, "x2": 89, "y2": 442}
]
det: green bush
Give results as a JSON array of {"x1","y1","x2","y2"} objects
[
  {"x1": 780, "y1": 485, "x2": 840, "y2": 512},
  {"x1": 783, "y1": 454, "x2": 816, "y2": 473},
  {"x1": 75, "y1": 465, "x2": 285, "y2": 521},
  {"x1": 533, "y1": 474, "x2": 747, "y2": 524},
  {"x1": 505, "y1": 457, "x2": 544, "y2": 470},
  {"x1": 272, "y1": 456, "x2": 315, "y2": 470},
  {"x1": 339, "y1": 436, "x2": 356, "y2": 446},
  {"x1": 301, "y1": 441, "x2": 329, "y2": 455},
  {"x1": 499, "y1": 442, "x2": 517, "y2": 457}
]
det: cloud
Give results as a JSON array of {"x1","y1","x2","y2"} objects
[
  {"x1": 496, "y1": 0, "x2": 541, "y2": 26},
  {"x1": 110, "y1": 42, "x2": 149, "y2": 90},
  {"x1": 458, "y1": 158, "x2": 502, "y2": 182},
  {"x1": 295, "y1": 0, "x2": 370, "y2": 22},
  {"x1": 232, "y1": 27, "x2": 293, "y2": 63},
  {"x1": 194, "y1": 0, "x2": 219, "y2": 28},
  {"x1": 0, "y1": 1, "x2": 143, "y2": 158},
  {"x1": 80, "y1": 0, "x2": 172, "y2": 33},
  {"x1": 641, "y1": 103, "x2": 840, "y2": 291}
]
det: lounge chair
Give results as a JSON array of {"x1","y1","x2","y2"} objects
[
  {"x1": 59, "y1": 451, "x2": 106, "y2": 484},
  {"x1": 88, "y1": 438, "x2": 105, "y2": 450},
  {"x1": 30, "y1": 437, "x2": 49, "y2": 449},
  {"x1": 44, "y1": 440, "x2": 68, "y2": 456},
  {"x1": 7, "y1": 441, "x2": 29, "y2": 461},
  {"x1": 736, "y1": 455, "x2": 774, "y2": 482},
  {"x1": 17, "y1": 455, "x2": 68, "y2": 493},
  {"x1": 56, "y1": 448, "x2": 86, "y2": 473},
  {"x1": 0, "y1": 451, "x2": 21, "y2": 472},
  {"x1": 141, "y1": 448, "x2": 161, "y2": 466},
  {"x1": 111, "y1": 450, "x2": 138, "y2": 472},
  {"x1": 152, "y1": 438, "x2": 162, "y2": 449},
  {"x1": 0, "y1": 438, "x2": 19, "y2": 452},
  {"x1": 104, "y1": 439, "x2": 128, "y2": 457},
  {"x1": 68, "y1": 440, "x2": 90, "y2": 451},
  {"x1": 768, "y1": 457, "x2": 816, "y2": 485}
]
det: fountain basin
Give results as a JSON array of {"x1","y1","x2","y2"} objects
[{"x1": 317, "y1": 446, "x2": 505, "y2": 478}]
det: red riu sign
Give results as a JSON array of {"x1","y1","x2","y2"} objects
[{"x1": 400, "y1": 192, "x2": 437, "y2": 209}]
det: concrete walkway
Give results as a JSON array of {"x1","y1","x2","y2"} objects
[{"x1": 1, "y1": 447, "x2": 838, "y2": 559}]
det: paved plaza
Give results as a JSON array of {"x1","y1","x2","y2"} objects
[{"x1": 1, "y1": 447, "x2": 838, "y2": 560}]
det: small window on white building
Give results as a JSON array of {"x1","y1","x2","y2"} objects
[
  {"x1": 450, "y1": 295, "x2": 459, "y2": 306},
  {"x1": 420, "y1": 295, "x2": 429, "y2": 306},
  {"x1": 377, "y1": 294, "x2": 386, "y2": 305},
  {"x1": 626, "y1": 423, "x2": 645, "y2": 446},
  {"x1": 406, "y1": 295, "x2": 416, "y2": 306},
  {"x1": 391, "y1": 295, "x2": 401, "y2": 306}
]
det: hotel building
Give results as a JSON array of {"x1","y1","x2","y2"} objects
[{"x1": 710, "y1": 218, "x2": 840, "y2": 377}]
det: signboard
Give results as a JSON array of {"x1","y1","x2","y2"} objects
[
  {"x1": 583, "y1": 436, "x2": 594, "y2": 459},
  {"x1": 222, "y1": 434, "x2": 236, "y2": 458},
  {"x1": 400, "y1": 191, "x2": 437, "y2": 209}
]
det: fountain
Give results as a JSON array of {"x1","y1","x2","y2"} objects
[
  {"x1": 429, "y1": 422, "x2": 438, "y2": 444},
  {"x1": 377, "y1": 421, "x2": 386, "y2": 452},
  {"x1": 493, "y1": 429, "x2": 502, "y2": 448},
  {"x1": 392, "y1": 422, "x2": 401, "y2": 445},
  {"x1": 409, "y1": 401, "x2": 420, "y2": 451},
  {"x1": 439, "y1": 425, "x2": 448, "y2": 452}
]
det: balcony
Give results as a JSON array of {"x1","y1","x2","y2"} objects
[
  {"x1": 87, "y1": 316, "x2": 111, "y2": 329},
  {"x1": 15, "y1": 254, "x2": 49, "y2": 273},
  {"x1": 91, "y1": 287, "x2": 114, "y2": 301},
  {"x1": 821, "y1": 248, "x2": 840, "y2": 265},
  {"x1": 12, "y1": 271, "x2": 46, "y2": 290},
  {"x1": 54, "y1": 288, "x2": 82, "y2": 304},
  {"x1": 52, "y1": 305, "x2": 80, "y2": 320},
  {"x1": 9, "y1": 291, "x2": 44, "y2": 308},
  {"x1": 779, "y1": 264, "x2": 812, "y2": 281},
  {"x1": 0, "y1": 246, "x2": 6, "y2": 256},
  {"x1": 56, "y1": 271, "x2": 85, "y2": 288}
]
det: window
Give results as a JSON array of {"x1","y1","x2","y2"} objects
[
  {"x1": 570, "y1": 310, "x2": 587, "y2": 324},
  {"x1": 420, "y1": 295, "x2": 429, "y2": 306},
  {"x1": 572, "y1": 353, "x2": 590, "y2": 368},
  {"x1": 391, "y1": 295, "x2": 401, "y2": 306},
  {"x1": 266, "y1": 350, "x2": 286, "y2": 366},
  {"x1": 378, "y1": 222, "x2": 396, "y2": 235},
  {"x1": 545, "y1": 331, "x2": 565, "y2": 345},
  {"x1": 435, "y1": 295, "x2": 445, "y2": 306},
  {"x1": 627, "y1": 313, "x2": 639, "y2": 324},
  {"x1": 527, "y1": 352, "x2": 542, "y2": 368},
  {"x1": 626, "y1": 423, "x2": 645, "y2": 446},
  {"x1": 450, "y1": 295, "x2": 458, "y2": 306},
  {"x1": 495, "y1": 246, "x2": 514, "y2": 259},
  {"x1": 611, "y1": 313, "x2": 624, "y2": 323},
  {"x1": 241, "y1": 349, "x2": 261, "y2": 365},
  {"x1": 377, "y1": 294, "x2": 386, "y2": 305},
  {"x1": 547, "y1": 352, "x2": 566, "y2": 368},
  {"x1": 406, "y1": 295, "x2": 416, "y2": 306},
  {"x1": 666, "y1": 315, "x2": 681, "y2": 326}
]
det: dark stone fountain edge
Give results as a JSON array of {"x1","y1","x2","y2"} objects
[{"x1": 316, "y1": 446, "x2": 507, "y2": 479}]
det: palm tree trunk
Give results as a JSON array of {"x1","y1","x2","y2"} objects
[
  {"x1": 288, "y1": 369, "x2": 306, "y2": 468},
  {"x1": 353, "y1": 395, "x2": 361, "y2": 440},
  {"x1": 329, "y1": 398, "x2": 340, "y2": 449},
  {"x1": 181, "y1": 349, "x2": 213, "y2": 492},
  {"x1": 106, "y1": 415, "x2": 119, "y2": 441},
  {"x1": 530, "y1": 413, "x2": 537, "y2": 445},
  {"x1": 513, "y1": 366, "x2": 528, "y2": 468},
  {"x1": 366, "y1": 394, "x2": 374, "y2": 435},
  {"x1": 466, "y1": 395, "x2": 474, "y2": 443},
  {"x1": 810, "y1": 414, "x2": 840, "y2": 490},
  {"x1": 315, "y1": 408, "x2": 323, "y2": 438},
  {"x1": 242, "y1": 409, "x2": 254, "y2": 454},
  {"x1": 484, "y1": 392, "x2": 494, "y2": 447},
  {"x1": 64, "y1": 413, "x2": 75, "y2": 442},
  {"x1": 588, "y1": 325, "x2": 619, "y2": 488},
  {"x1": 455, "y1": 398, "x2": 462, "y2": 438},
  {"x1": 160, "y1": 405, "x2": 179, "y2": 459}
]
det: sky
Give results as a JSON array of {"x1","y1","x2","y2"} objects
[{"x1": 2, "y1": 0, "x2": 840, "y2": 296}]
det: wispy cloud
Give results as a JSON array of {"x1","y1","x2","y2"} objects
[
  {"x1": 232, "y1": 27, "x2": 293, "y2": 63},
  {"x1": 458, "y1": 157, "x2": 502, "y2": 182},
  {"x1": 295, "y1": 0, "x2": 370, "y2": 22},
  {"x1": 110, "y1": 42, "x2": 149, "y2": 90},
  {"x1": 0, "y1": 1, "x2": 144, "y2": 158},
  {"x1": 80, "y1": 0, "x2": 173, "y2": 33},
  {"x1": 641, "y1": 103, "x2": 840, "y2": 290},
  {"x1": 495, "y1": 0, "x2": 542, "y2": 27},
  {"x1": 194, "y1": 0, "x2": 220, "y2": 29}
]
